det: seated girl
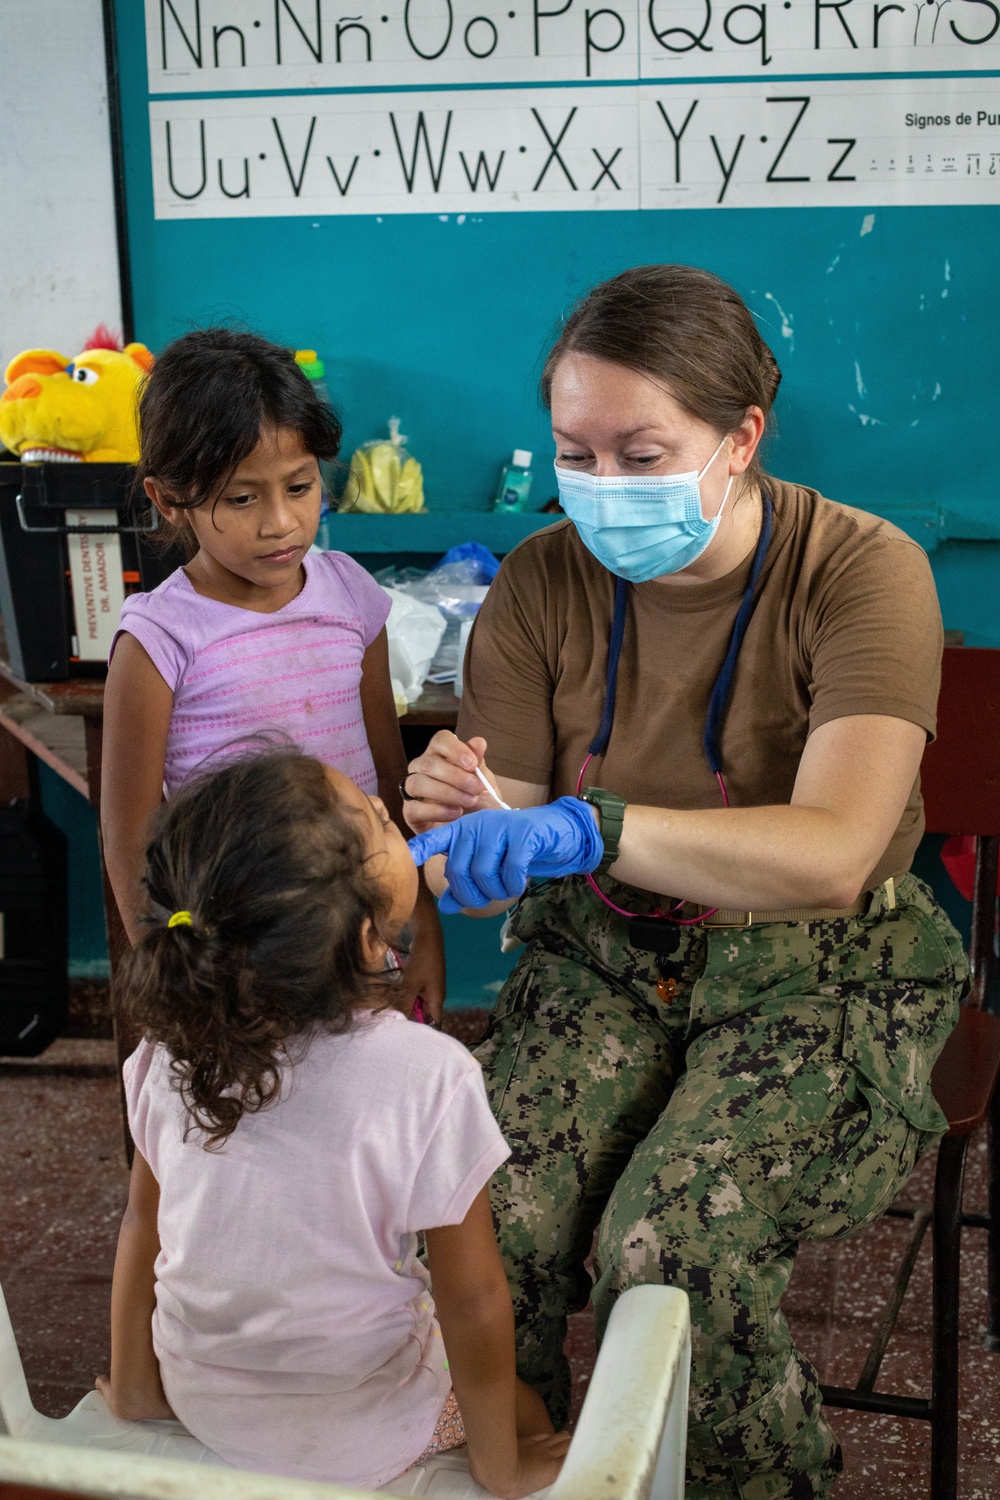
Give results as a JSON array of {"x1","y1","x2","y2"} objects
[{"x1": 97, "y1": 750, "x2": 568, "y2": 1497}]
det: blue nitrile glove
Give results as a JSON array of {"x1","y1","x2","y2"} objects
[{"x1": 407, "y1": 797, "x2": 603, "y2": 914}]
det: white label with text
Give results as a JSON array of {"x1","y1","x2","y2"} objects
[{"x1": 65, "y1": 512, "x2": 125, "y2": 662}]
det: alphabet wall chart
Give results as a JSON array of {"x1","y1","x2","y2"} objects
[{"x1": 147, "y1": 1, "x2": 1000, "y2": 215}]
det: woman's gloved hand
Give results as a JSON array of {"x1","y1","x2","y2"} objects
[{"x1": 407, "y1": 797, "x2": 603, "y2": 913}]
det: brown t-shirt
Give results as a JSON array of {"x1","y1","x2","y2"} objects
[{"x1": 458, "y1": 478, "x2": 942, "y2": 891}]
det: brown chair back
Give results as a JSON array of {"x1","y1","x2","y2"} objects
[
  {"x1": 920, "y1": 645, "x2": 1000, "y2": 1014},
  {"x1": 921, "y1": 646, "x2": 1000, "y2": 837}
]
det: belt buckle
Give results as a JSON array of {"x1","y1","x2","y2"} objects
[{"x1": 700, "y1": 909, "x2": 754, "y2": 929}]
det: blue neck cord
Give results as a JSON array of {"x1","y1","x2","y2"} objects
[{"x1": 588, "y1": 493, "x2": 775, "y2": 778}]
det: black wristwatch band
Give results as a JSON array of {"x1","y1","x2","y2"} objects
[{"x1": 579, "y1": 787, "x2": 626, "y2": 876}]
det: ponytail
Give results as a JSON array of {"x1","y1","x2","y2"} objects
[{"x1": 115, "y1": 752, "x2": 395, "y2": 1147}]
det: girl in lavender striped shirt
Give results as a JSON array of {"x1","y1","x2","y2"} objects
[{"x1": 101, "y1": 329, "x2": 444, "y2": 1017}]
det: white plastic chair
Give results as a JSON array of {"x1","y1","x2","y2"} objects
[
  {"x1": 0, "y1": 1278, "x2": 225, "y2": 1466},
  {"x1": 0, "y1": 1280, "x2": 689, "y2": 1500}
]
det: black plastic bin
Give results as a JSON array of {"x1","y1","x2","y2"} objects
[
  {"x1": 0, "y1": 461, "x2": 183, "y2": 680},
  {"x1": 0, "y1": 800, "x2": 67, "y2": 1057}
]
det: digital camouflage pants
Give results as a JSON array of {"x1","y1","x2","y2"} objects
[{"x1": 474, "y1": 873, "x2": 968, "y2": 1500}]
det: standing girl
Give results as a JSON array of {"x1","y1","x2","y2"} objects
[
  {"x1": 101, "y1": 329, "x2": 443, "y2": 1015},
  {"x1": 97, "y1": 751, "x2": 567, "y2": 1495}
]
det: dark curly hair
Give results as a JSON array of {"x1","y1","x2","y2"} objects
[
  {"x1": 115, "y1": 751, "x2": 395, "y2": 1147},
  {"x1": 136, "y1": 328, "x2": 342, "y2": 555}
]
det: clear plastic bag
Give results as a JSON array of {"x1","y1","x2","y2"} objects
[
  {"x1": 340, "y1": 416, "x2": 425, "y2": 514},
  {"x1": 375, "y1": 545, "x2": 499, "y2": 685},
  {"x1": 382, "y1": 587, "x2": 447, "y2": 707}
]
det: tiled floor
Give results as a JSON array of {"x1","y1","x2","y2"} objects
[{"x1": 2, "y1": 1023, "x2": 997, "y2": 1497}]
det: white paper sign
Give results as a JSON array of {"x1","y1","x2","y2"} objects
[
  {"x1": 150, "y1": 78, "x2": 1000, "y2": 215},
  {"x1": 640, "y1": 78, "x2": 1000, "y2": 207},
  {"x1": 65, "y1": 511, "x2": 125, "y2": 662},
  {"x1": 144, "y1": 0, "x2": 1000, "y2": 92}
]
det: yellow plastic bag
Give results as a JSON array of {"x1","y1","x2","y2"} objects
[{"x1": 341, "y1": 417, "x2": 425, "y2": 514}]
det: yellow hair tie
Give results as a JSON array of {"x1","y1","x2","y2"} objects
[{"x1": 167, "y1": 910, "x2": 193, "y2": 929}]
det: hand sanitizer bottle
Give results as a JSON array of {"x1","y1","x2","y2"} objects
[{"x1": 494, "y1": 450, "x2": 533, "y2": 513}]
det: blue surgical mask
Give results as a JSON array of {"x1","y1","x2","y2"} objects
[{"x1": 556, "y1": 437, "x2": 732, "y2": 583}]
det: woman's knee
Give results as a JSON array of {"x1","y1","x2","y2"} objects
[{"x1": 591, "y1": 1144, "x2": 776, "y2": 1331}]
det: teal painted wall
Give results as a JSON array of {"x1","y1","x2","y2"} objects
[
  {"x1": 59, "y1": 6, "x2": 994, "y2": 986},
  {"x1": 37, "y1": 762, "x2": 110, "y2": 979},
  {"x1": 116, "y1": 10, "x2": 1000, "y2": 570},
  {"x1": 923, "y1": 542, "x2": 1000, "y2": 650},
  {"x1": 119, "y1": 199, "x2": 1000, "y2": 554}
]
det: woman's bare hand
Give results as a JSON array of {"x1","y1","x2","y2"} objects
[{"x1": 402, "y1": 731, "x2": 503, "y2": 834}]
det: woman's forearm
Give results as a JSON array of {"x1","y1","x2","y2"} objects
[
  {"x1": 418, "y1": 799, "x2": 865, "y2": 913},
  {"x1": 605, "y1": 716, "x2": 923, "y2": 910},
  {"x1": 609, "y1": 802, "x2": 866, "y2": 911},
  {"x1": 409, "y1": 719, "x2": 922, "y2": 915}
]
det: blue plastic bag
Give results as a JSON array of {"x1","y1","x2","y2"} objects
[{"x1": 435, "y1": 541, "x2": 501, "y2": 583}]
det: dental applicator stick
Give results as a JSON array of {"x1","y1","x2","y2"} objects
[{"x1": 475, "y1": 764, "x2": 512, "y2": 811}]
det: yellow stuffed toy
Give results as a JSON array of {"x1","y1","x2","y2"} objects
[{"x1": 0, "y1": 328, "x2": 153, "y2": 464}]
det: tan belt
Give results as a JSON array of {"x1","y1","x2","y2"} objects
[{"x1": 685, "y1": 877, "x2": 896, "y2": 929}]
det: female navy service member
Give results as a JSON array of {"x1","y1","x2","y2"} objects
[{"x1": 405, "y1": 265, "x2": 967, "y2": 1500}]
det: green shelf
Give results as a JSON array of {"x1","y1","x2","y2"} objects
[
  {"x1": 319, "y1": 502, "x2": 1000, "y2": 558},
  {"x1": 320, "y1": 510, "x2": 558, "y2": 555}
]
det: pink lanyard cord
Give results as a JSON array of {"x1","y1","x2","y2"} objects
[{"x1": 575, "y1": 756, "x2": 731, "y2": 928}]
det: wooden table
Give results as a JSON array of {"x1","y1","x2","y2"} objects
[
  {"x1": 0, "y1": 666, "x2": 132, "y2": 1130},
  {"x1": 0, "y1": 654, "x2": 460, "y2": 929},
  {"x1": 0, "y1": 666, "x2": 460, "y2": 816}
]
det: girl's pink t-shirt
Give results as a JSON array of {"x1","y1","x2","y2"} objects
[
  {"x1": 124, "y1": 1011, "x2": 510, "y2": 1488},
  {"x1": 114, "y1": 551, "x2": 390, "y2": 795}
]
